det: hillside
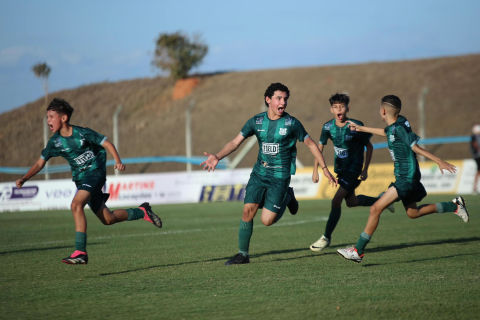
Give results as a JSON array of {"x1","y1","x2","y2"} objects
[{"x1": 1, "y1": 54, "x2": 480, "y2": 182}]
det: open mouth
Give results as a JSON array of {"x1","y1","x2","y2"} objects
[
  {"x1": 278, "y1": 107, "x2": 285, "y2": 114},
  {"x1": 48, "y1": 124, "x2": 54, "y2": 131}
]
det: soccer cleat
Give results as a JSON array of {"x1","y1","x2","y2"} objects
[
  {"x1": 453, "y1": 196, "x2": 469, "y2": 223},
  {"x1": 310, "y1": 235, "x2": 331, "y2": 252},
  {"x1": 140, "y1": 202, "x2": 162, "y2": 228},
  {"x1": 225, "y1": 253, "x2": 250, "y2": 265},
  {"x1": 337, "y1": 246, "x2": 364, "y2": 263},
  {"x1": 379, "y1": 192, "x2": 395, "y2": 213},
  {"x1": 287, "y1": 187, "x2": 299, "y2": 215},
  {"x1": 62, "y1": 250, "x2": 88, "y2": 265}
]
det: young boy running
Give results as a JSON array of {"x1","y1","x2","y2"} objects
[
  {"x1": 16, "y1": 98, "x2": 162, "y2": 265},
  {"x1": 310, "y1": 93, "x2": 394, "y2": 252},
  {"x1": 337, "y1": 95, "x2": 470, "y2": 263},
  {"x1": 201, "y1": 83, "x2": 338, "y2": 265}
]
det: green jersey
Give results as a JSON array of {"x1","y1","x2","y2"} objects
[
  {"x1": 41, "y1": 125, "x2": 107, "y2": 181},
  {"x1": 319, "y1": 119, "x2": 372, "y2": 175},
  {"x1": 240, "y1": 112, "x2": 309, "y2": 179},
  {"x1": 384, "y1": 115, "x2": 421, "y2": 183}
]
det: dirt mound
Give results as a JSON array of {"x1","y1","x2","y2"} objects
[{"x1": 172, "y1": 77, "x2": 200, "y2": 100}]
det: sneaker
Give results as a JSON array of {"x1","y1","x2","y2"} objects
[
  {"x1": 337, "y1": 246, "x2": 364, "y2": 263},
  {"x1": 453, "y1": 196, "x2": 469, "y2": 223},
  {"x1": 379, "y1": 192, "x2": 395, "y2": 213},
  {"x1": 225, "y1": 253, "x2": 250, "y2": 265},
  {"x1": 287, "y1": 187, "x2": 299, "y2": 215},
  {"x1": 140, "y1": 202, "x2": 162, "y2": 228},
  {"x1": 310, "y1": 235, "x2": 331, "y2": 252},
  {"x1": 62, "y1": 250, "x2": 88, "y2": 265}
]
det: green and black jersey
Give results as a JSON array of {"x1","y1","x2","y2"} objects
[
  {"x1": 319, "y1": 119, "x2": 372, "y2": 175},
  {"x1": 240, "y1": 112, "x2": 309, "y2": 179},
  {"x1": 41, "y1": 125, "x2": 107, "y2": 181},
  {"x1": 384, "y1": 115, "x2": 421, "y2": 183}
]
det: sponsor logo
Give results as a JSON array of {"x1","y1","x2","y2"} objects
[
  {"x1": 46, "y1": 189, "x2": 73, "y2": 198},
  {"x1": 73, "y1": 151, "x2": 95, "y2": 165},
  {"x1": 285, "y1": 117, "x2": 292, "y2": 126},
  {"x1": 61, "y1": 148, "x2": 70, "y2": 152},
  {"x1": 54, "y1": 138, "x2": 62, "y2": 147},
  {"x1": 82, "y1": 184, "x2": 92, "y2": 187},
  {"x1": 339, "y1": 178, "x2": 349, "y2": 185},
  {"x1": 273, "y1": 204, "x2": 281, "y2": 209},
  {"x1": 324, "y1": 123, "x2": 332, "y2": 131},
  {"x1": 279, "y1": 128, "x2": 287, "y2": 135},
  {"x1": 389, "y1": 149, "x2": 396, "y2": 161},
  {"x1": 257, "y1": 129, "x2": 265, "y2": 132},
  {"x1": 256, "y1": 117, "x2": 264, "y2": 125},
  {"x1": 199, "y1": 184, "x2": 246, "y2": 202},
  {"x1": 107, "y1": 181, "x2": 155, "y2": 201},
  {"x1": 345, "y1": 135, "x2": 353, "y2": 141},
  {"x1": 262, "y1": 143, "x2": 279, "y2": 155},
  {"x1": 334, "y1": 146, "x2": 348, "y2": 159},
  {"x1": 0, "y1": 186, "x2": 39, "y2": 201},
  {"x1": 389, "y1": 135, "x2": 395, "y2": 142},
  {"x1": 405, "y1": 121, "x2": 410, "y2": 127}
]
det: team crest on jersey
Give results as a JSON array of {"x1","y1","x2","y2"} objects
[
  {"x1": 256, "y1": 117, "x2": 264, "y2": 125},
  {"x1": 285, "y1": 117, "x2": 292, "y2": 126},
  {"x1": 405, "y1": 121, "x2": 410, "y2": 127},
  {"x1": 279, "y1": 128, "x2": 287, "y2": 135},
  {"x1": 389, "y1": 135, "x2": 395, "y2": 142},
  {"x1": 391, "y1": 125, "x2": 396, "y2": 133},
  {"x1": 79, "y1": 138, "x2": 85, "y2": 146},
  {"x1": 345, "y1": 135, "x2": 353, "y2": 141},
  {"x1": 54, "y1": 138, "x2": 62, "y2": 147},
  {"x1": 324, "y1": 123, "x2": 332, "y2": 131},
  {"x1": 334, "y1": 146, "x2": 348, "y2": 159}
]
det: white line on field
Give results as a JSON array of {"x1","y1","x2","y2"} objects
[{"x1": 1, "y1": 217, "x2": 328, "y2": 249}]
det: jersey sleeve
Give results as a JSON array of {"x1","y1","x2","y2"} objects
[
  {"x1": 40, "y1": 139, "x2": 59, "y2": 161},
  {"x1": 396, "y1": 126, "x2": 420, "y2": 148},
  {"x1": 240, "y1": 118, "x2": 255, "y2": 139},
  {"x1": 83, "y1": 127, "x2": 107, "y2": 146},
  {"x1": 293, "y1": 119, "x2": 309, "y2": 142},
  {"x1": 319, "y1": 126, "x2": 329, "y2": 145}
]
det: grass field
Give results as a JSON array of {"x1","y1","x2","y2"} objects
[{"x1": 1, "y1": 195, "x2": 479, "y2": 319}]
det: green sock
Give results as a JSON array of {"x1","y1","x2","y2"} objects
[
  {"x1": 435, "y1": 202, "x2": 457, "y2": 213},
  {"x1": 355, "y1": 231, "x2": 372, "y2": 255},
  {"x1": 75, "y1": 231, "x2": 87, "y2": 252},
  {"x1": 127, "y1": 208, "x2": 145, "y2": 221},
  {"x1": 273, "y1": 194, "x2": 291, "y2": 224},
  {"x1": 324, "y1": 207, "x2": 341, "y2": 239},
  {"x1": 357, "y1": 195, "x2": 378, "y2": 207},
  {"x1": 238, "y1": 220, "x2": 253, "y2": 256}
]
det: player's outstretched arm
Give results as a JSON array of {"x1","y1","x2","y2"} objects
[
  {"x1": 103, "y1": 140, "x2": 125, "y2": 171},
  {"x1": 201, "y1": 134, "x2": 245, "y2": 172},
  {"x1": 312, "y1": 143, "x2": 324, "y2": 183},
  {"x1": 412, "y1": 144, "x2": 456, "y2": 174},
  {"x1": 16, "y1": 158, "x2": 46, "y2": 188},
  {"x1": 361, "y1": 141, "x2": 374, "y2": 181},
  {"x1": 347, "y1": 121, "x2": 386, "y2": 137},
  {"x1": 304, "y1": 137, "x2": 337, "y2": 187}
]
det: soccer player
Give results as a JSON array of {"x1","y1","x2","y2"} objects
[
  {"x1": 201, "y1": 83, "x2": 338, "y2": 265},
  {"x1": 15, "y1": 98, "x2": 162, "y2": 265},
  {"x1": 309, "y1": 93, "x2": 394, "y2": 253},
  {"x1": 470, "y1": 123, "x2": 480, "y2": 194},
  {"x1": 337, "y1": 95, "x2": 470, "y2": 263}
]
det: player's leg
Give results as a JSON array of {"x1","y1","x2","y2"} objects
[
  {"x1": 260, "y1": 177, "x2": 292, "y2": 226},
  {"x1": 337, "y1": 186, "x2": 398, "y2": 263},
  {"x1": 406, "y1": 198, "x2": 469, "y2": 222},
  {"x1": 474, "y1": 159, "x2": 480, "y2": 194}
]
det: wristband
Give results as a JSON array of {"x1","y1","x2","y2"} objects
[{"x1": 322, "y1": 166, "x2": 328, "y2": 170}]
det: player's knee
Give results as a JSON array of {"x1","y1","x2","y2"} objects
[
  {"x1": 370, "y1": 204, "x2": 381, "y2": 216},
  {"x1": 331, "y1": 198, "x2": 343, "y2": 208},
  {"x1": 345, "y1": 199, "x2": 356, "y2": 208},
  {"x1": 406, "y1": 211, "x2": 418, "y2": 219},
  {"x1": 261, "y1": 216, "x2": 274, "y2": 226},
  {"x1": 242, "y1": 207, "x2": 255, "y2": 221},
  {"x1": 70, "y1": 201, "x2": 83, "y2": 213},
  {"x1": 101, "y1": 216, "x2": 116, "y2": 225}
]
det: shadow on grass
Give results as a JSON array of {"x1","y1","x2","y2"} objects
[
  {"x1": 363, "y1": 253, "x2": 477, "y2": 267},
  {"x1": 0, "y1": 242, "x2": 104, "y2": 255}
]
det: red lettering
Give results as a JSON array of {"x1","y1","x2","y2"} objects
[{"x1": 108, "y1": 183, "x2": 121, "y2": 200}]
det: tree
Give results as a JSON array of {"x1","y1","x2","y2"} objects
[
  {"x1": 152, "y1": 32, "x2": 208, "y2": 80},
  {"x1": 32, "y1": 62, "x2": 52, "y2": 107}
]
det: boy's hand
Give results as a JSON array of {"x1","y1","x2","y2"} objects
[
  {"x1": 200, "y1": 152, "x2": 219, "y2": 172},
  {"x1": 15, "y1": 179, "x2": 25, "y2": 188},
  {"x1": 323, "y1": 168, "x2": 338, "y2": 187},
  {"x1": 312, "y1": 170, "x2": 319, "y2": 183},
  {"x1": 360, "y1": 168, "x2": 368, "y2": 181},
  {"x1": 114, "y1": 163, "x2": 125, "y2": 171},
  {"x1": 438, "y1": 160, "x2": 456, "y2": 174},
  {"x1": 347, "y1": 120, "x2": 362, "y2": 132}
]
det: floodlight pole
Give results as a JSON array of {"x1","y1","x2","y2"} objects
[
  {"x1": 113, "y1": 105, "x2": 123, "y2": 176},
  {"x1": 43, "y1": 117, "x2": 49, "y2": 180},
  {"x1": 186, "y1": 100, "x2": 195, "y2": 172},
  {"x1": 418, "y1": 87, "x2": 429, "y2": 162}
]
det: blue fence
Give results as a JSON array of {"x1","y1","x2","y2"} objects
[{"x1": 0, "y1": 156, "x2": 228, "y2": 175}]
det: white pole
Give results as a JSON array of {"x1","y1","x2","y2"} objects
[
  {"x1": 418, "y1": 87, "x2": 429, "y2": 162},
  {"x1": 186, "y1": 100, "x2": 195, "y2": 172},
  {"x1": 113, "y1": 105, "x2": 123, "y2": 176},
  {"x1": 43, "y1": 117, "x2": 49, "y2": 180}
]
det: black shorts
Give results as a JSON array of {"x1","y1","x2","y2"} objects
[
  {"x1": 75, "y1": 175, "x2": 109, "y2": 213},
  {"x1": 389, "y1": 179, "x2": 427, "y2": 207},
  {"x1": 337, "y1": 171, "x2": 362, "y2": 199},
  {"x1": 475, "y1": 158, "x2": 480, "y2": 171}
]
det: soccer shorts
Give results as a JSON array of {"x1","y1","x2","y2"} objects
[
  {"x1": 389, "y1": 179, "x2": 427, "y2": 207},
  {"x1": 75, "y1": 174, "x2": 108, "y2": 213},
  {"x1": 337, "y1": 171, "x2": 362, "y2": 198},
  {"x1": 474, "y1": 157, "x2": 480, "y2": 171},
  {"x1": 244, "y1": 171, "x2": 291, "y2": 214}
]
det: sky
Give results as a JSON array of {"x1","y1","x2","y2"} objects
[{"x1": 0, "y1": 0, "x2": 479, "y2": 114}]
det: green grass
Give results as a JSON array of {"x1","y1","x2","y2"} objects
[{"x1": 1, "y1": 195, "x2": 479, "y2": 319}]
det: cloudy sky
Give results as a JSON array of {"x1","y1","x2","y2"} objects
[{"x1": 1, "y1": 0, "x2": 479, "y2": 113}]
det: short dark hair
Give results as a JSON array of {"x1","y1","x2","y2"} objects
[
  {"x1": 381, "y1": 95, "x2": 402, "y2": 111},
  {"x1": 264, "y1": 83, "x2": 290, "y2": 107},
  {"x1": 329, "y1": 93, "x2": 350, "y2": 106},
  {"x1": 47, "y1": 98, "x2": 74, "y2": 123}
]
